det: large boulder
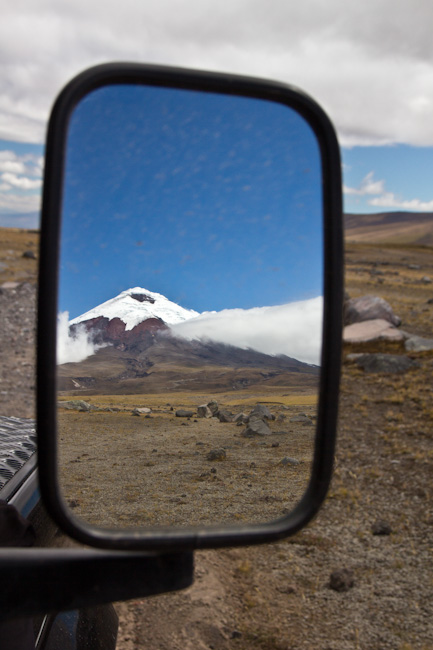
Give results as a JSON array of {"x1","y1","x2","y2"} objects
[
  {"x1": 404, "y1": 334, "x2": 433, "y2": 352},
  {"x1": 197, "y1": 404, "x2": 213, "y2": 418},
  {"x1": 249, "y1": 404, "x2": 275, "y2": 421},
  {"x1": 344, "y1": 295, "x2": 401, "y2": 327},
  {"x1": 175, "y1": 409, "x2": 194, "y2": 418},
  {"x1": 217, "y1": 409, "x2": 233, "y2": 423},
  {"x1": 343, "y1": 318, "x2": 404, "y2": 344},
  {"x1": 207, "y1": 400, "x2": 219, "y2": 416},
  {"x1": 242, "y1": 417, "x2": 272, "y2": 437},
  {"x1": 350, "y1": 353, "x2": 419, "y2": 374}
]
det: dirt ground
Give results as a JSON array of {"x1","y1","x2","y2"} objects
[
  {"x1": 1, "y1": 230, "x2": 432, "y2": 649},
  {"x1": 57, "y1": 399, "x2": 316, "y2": 529}
]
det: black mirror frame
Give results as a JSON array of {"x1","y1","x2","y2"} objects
[{"x1": 37, "y1": 62, "x2": 343, "y2": 551}]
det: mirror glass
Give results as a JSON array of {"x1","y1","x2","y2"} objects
[{"x1": 56, "y1": 83, "x2": 323, "y2": 530}]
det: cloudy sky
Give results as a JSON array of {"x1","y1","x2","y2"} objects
[{"x1": 2, "y1": 0, "x2": 433, "y2": 227}]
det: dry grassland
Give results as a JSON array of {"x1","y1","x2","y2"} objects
[{"x1": 58, "y1": 393, "x2": 317, "y2": 529}]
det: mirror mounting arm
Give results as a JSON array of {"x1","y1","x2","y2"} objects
[{"x1": 0, "y1": 549, "x2": 193, "y2": 621}]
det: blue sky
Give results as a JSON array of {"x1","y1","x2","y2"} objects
[
  {"x1": 343, "y1": 145, "x2": 433, "y2": 214},
  {"x1": 3, "y1": 139, "x2": 433, "y2": 230},
  {"x1": 58, "y1": 84, "x2": 323, "y2": 316}
]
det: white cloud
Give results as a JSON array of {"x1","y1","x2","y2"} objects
[
  {"x1": 1, "y1": 172, "x2": 42, "y2": 190},
  {"x1": 369, "y1": 193, "x2": 433, "y2": 212},
  {"x1": 0, "y1": 192, "x2": 41, "y2": 213},
  {"x1": 1, "y1": 1, "x2": 433, "y2": 146},
  {"x1": 344, "y1": 170, "x2": 433, "y2": 212},
  {"x1": 344, "y1": 172, "x2": 385, "y2": 196},
  {"x1": 171, "y1": 297, "x2": 323, "y2": 365},
  {"x1": 57, "y1": 311, "x2": 109, "y2": 364},
  {"x1": 0, "y1": 150, "x2": 43, "y2": 213}
]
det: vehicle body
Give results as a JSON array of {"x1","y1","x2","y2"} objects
[{"x1": 0, "y1": 416, "x2": 118, "y2": 649}]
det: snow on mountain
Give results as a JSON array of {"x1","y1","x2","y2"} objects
[{"x1": 70, "y1": 287, "x2": 199, "y2": 330}]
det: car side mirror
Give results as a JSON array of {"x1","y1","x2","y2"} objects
[{"x1": 37, "y1": 63, "x2": 343, "y2": 551}]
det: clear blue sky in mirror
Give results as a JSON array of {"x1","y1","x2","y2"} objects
[{"x1": 59, "y1": 84, "x2": 323, "y2": 318}]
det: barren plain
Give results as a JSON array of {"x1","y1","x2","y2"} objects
[{"x1": 1, "y1": 226, "x2": 433, "y2": 650}]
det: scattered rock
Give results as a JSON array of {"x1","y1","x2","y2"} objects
[
  {"x1": 280, "y1": 457, "x2": 300, "y2": 466},
  {"x1": 1, "y1": 281, "x2": 20, "y2": 289},
  {"x1": 372, "y1": 519, "x2": 392, "y2": 535},
  {"x1": 289, "y1": 414, "x2": 313, "y2": 425},
  {"x1": 329, "y1": 568, "x2": 355, "y2": 592},
  {"x1": 241, "y1": 417, "x2": 272, "y2": 437},
  {"x1": 197, "y1": 404, "x2": 212, "y2": 418},
  {"x1": 131, "y1": 408, "x2": 141, "y2": 416},
  {"x1": 135, "y1": 407, "x2": 151, "y2": 414},
  {"x1": 217, "y1": 409, "x2": 233, "y2": 423},
  {"x1": 22, "y1": 250, "x2": 36, "y2": 259},
  {"x1": 344, "y1": 295, "x2": 401, "y2": 327},
  {"x1": 206, "y1": 448, "x2": 226, "y2": 461},
  {"x1": 277, "y1": 584, "x2": 297, "y2": 594},
  {"x1": 421, "y1": 276, "x2": 432, "y2": 284},
  {"x1": 352, "y1": 353, "x2": 419, "y2": 374},
  {"x1": 343, "y1": 318, "x2": 404, "y2": 344},
  {"x1": 175, "y1": 409, "x2": 194, "y2": 418},
  {"x1": 249, "y1": 404, "x2": 275, "y2": 421},
  {"x1": 408, "y1": 263, "x2": 421, "y2": 270},
  {"x1": 207, "y1": 400, "x2": 219, "y2": 416},
  {"x1": 233, "y1": 413, "x2": 247, "y2": 424},
  {"x1": 271, "y1": 442, "x2": 280, "y2": 448},
  {"x1": 58, "y1": 400, "x2": 94, "y2": 412},
  {"x1": 404, "y1": 334, "x2": 433, "y2": 352}
]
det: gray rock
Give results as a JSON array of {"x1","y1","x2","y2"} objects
[
  {"x1": 372, "y1": 519, "x2": 392, "y2": 535},
  {"x1": 353, "y1": 353, "x2": 419, "y2": 374},
  {"x1": 343, "y1": 318, "x2": 404, "y2": 343},
  {"x1": 422, "y1": 276, "x2": 432, "y2": 284},
  {"x1": 250, "y1": 404, "x2": 275, "y2": 421},
  {"x1": 217, "y1": 409, "x2": 233, "y2": 423},
  {"x1": 175, "y1": 409, "x2": 194, "y2": 418},
  {"x1": 344, "y1": 295, "x2": 401, "y2": 327},
  {"x1": 408, "y1": 264, "x2": 421, "y2": 270},
  {"x1": 404, "y1": 334, "x2": 433, "y2": 352},
  {"x1": 242, "y1": 417, "x2": 272, "y2": 437},
  {"x1": 329, "y1": 568, "x2": 355, "y2": 592},
  {"x1": 22, "y1": 250, "x2": 36, "y2": 259},
  {"x1": 206, "y1": 448, "x2": 226, "y2": 461},
  {"x1": 290, "y1": 414, "x2": 313, "y2": 424},
  {"x1": 197, "y1": 404, "x2": 212, "y2": 418},
  {"x1": 233, "y1": 412, "x2": 247, "y2": 423},
  {"x1": 207, "y1": 400, "x2": 219, "y2": 416},
  {"x1": 1, "y1": 281, "x2": 20, "y2": 289},
  {"x1": 280, "y1": 457, "x2": 300, "y2": 466},
  {"x1": 58, "y1": 400, "x2": 93, "y2": 412},
  {"x1": 131, "y1": 408, "x2": 141, "y2": 416},
  {"x1": 135, "y1": 407, "x2": 151, "y2": 414}
]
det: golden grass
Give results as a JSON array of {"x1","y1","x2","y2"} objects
[
  {"x1": 0, "y1": 227, "x2": 39, "y2": 284},
  {"x1": 59, "y1": 388, "x2": 318, "y2": 411}
]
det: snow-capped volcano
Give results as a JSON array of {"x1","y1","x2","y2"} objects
[{"x1": 70, "y1": 287, "x2": 199, "y2": 330}]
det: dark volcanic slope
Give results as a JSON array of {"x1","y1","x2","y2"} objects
[{"x1": 58, "y1": 330, "x2": 319, "y2": 395}]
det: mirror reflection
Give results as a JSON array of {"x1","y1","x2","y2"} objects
[{"x1": 56, "y1": 84, "x2": 323, "y2": 530}]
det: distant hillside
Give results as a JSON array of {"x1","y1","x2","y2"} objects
[{"x1": 344, "y1": 212, "x2": 433, "y2": 246}]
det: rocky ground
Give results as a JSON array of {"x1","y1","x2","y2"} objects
[{"x1": 1, "y1": 229, "x2": 432, "y2": 649}]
